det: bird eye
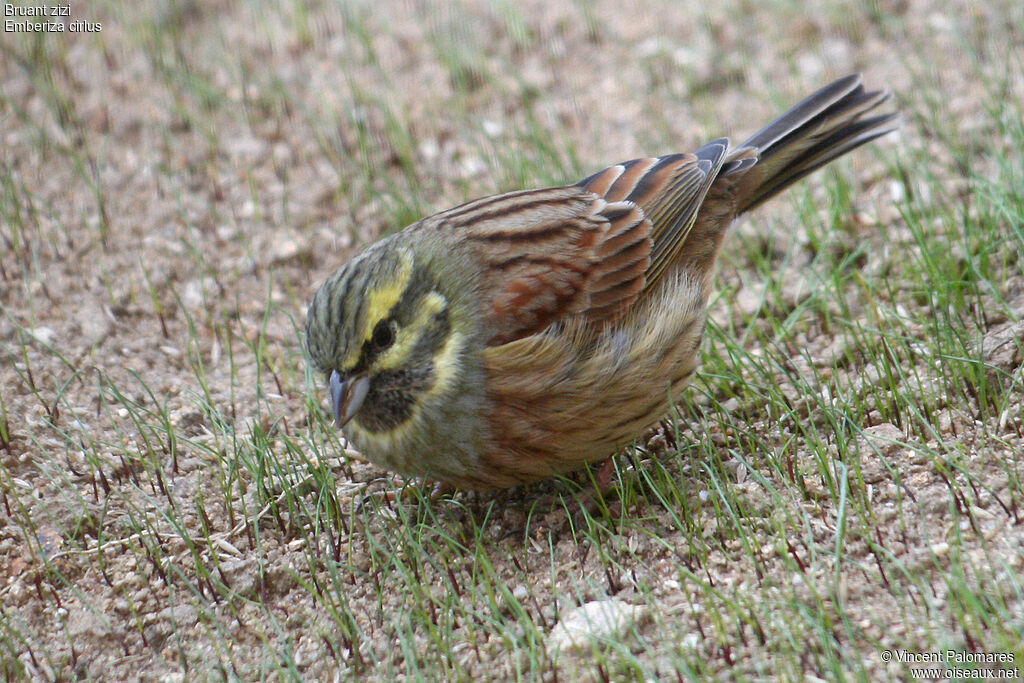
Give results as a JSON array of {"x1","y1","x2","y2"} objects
[{"x1": 371, "y1": 319, "x2": 395, "y2": 352}]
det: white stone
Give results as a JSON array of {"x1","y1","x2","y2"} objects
[{"x1": 547, "y1": 599, "x2": 651, "y2": 654}]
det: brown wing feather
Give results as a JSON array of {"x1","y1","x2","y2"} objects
[
  {"x1": 438, "y1": 145, "x2": 732, "y2": 345},
  {"x1": 421, "y1": 137, "x2": 747, "y2": 346},
  {"x1": 421, "y1": 187, "x2": 652, "y2": 345},
  {"x1": 576, "y1": 144, "x2": 729, "y2": 292},
  {"x1": 582, "y1": 201, "x2": 650, "y2": 322}
]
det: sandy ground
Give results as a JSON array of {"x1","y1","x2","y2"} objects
[{"x1": 2, "y1": 0, "x2": 1023, "y2": 680}]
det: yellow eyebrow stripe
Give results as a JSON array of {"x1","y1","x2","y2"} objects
[
  {"x1": 342, "y1": 248, "x2": 414, "y2": 369},
  {"x1": 373, "y1": 291, "x2": 447, "y2": 372}
]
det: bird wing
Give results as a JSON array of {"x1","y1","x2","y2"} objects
[
  {"x1": 419, "y1": 186, "x2": 650, "y2": 345},
  {"x1": 422, "y1": 143, "x2": 729, "y2": 347},
  {"x1": 576, "y1": 140, "x2": 732, "y2": 289}
]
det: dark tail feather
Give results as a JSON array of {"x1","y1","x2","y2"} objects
[{"x1": 730, "y1": 74, "x2": 900, "y2": 214}]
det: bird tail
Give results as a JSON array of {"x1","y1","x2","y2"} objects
[{"x1": 727, "y1": 74, "x2": 900, "y2": 215}]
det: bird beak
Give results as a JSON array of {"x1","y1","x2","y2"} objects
[{"x1": 329, "y1": 371, "x2": 370, "y2": 429}]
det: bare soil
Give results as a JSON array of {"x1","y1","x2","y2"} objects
[{"x1": 2, "y1": 0, "x2": 1023, "y2": 680}]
